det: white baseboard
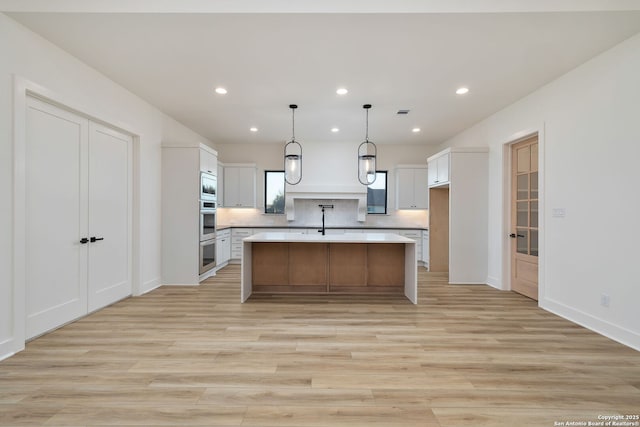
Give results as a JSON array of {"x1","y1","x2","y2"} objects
[
  {"x1": 0, "y1": 338, "x2": 22, "y2": 362},
  {"x1": 160, "y1": 283, "x2": 201, "y2": 286},
  {"x1": 213, "y1": 261, "x2": 230, "y2": 272},
  {"x1": 541, "y1": 297, "x2": 640, "y2": 351},
  {"x1": 199, "y1": 268, "x2": 217, "y2": 281},
  {"x1": 485, "y1": 275, "x2": 504, "y2": 290},
  {"x1": 448, "y1": 281, "x2": 487, "y2": 285},
  {"x1": 140, "y1": 277, "x2": 162, "y2": 295}
]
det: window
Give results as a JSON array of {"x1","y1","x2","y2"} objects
[
  {"x1": 265, "y1": 170, "x2": 285, "y2": 214},
  {"x1": 367, "y1": 171, "x2": 387, "y2": 214}
]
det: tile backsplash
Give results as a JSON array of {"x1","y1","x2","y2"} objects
[{"x1": 217, "y1": 198, "x2": 428, "y2": 229}]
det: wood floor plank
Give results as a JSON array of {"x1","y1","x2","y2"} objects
[
  {"x1": 198, "y1": 387, "x2": 375, "y2": 406},
  {"x1": 0, "y1": 264, "x2": 638, "y2": 427},
  {"x1": 431, "y1": 408, "x2": 614, "y2": 427},
  {"x1": 44, "y1": 404, "x2": 246, "y2": 426},
  {"x1": 242, "y1": 405, "x2": 440, "y2": 427},
  {"x1": 0, "y1": 404, "x2": 63, "y2": 426}
]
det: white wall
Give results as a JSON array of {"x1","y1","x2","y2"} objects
[
  {"x1": 0, "y1": 13, "x2": 213, "y2": 359},
  {"x1": 216, "y1": 142, "x2": 437, "y2": 228},
  {"x1": 440, "y1": 32, "x2": 640, "y2": 350}
]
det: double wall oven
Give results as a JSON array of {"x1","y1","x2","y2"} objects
[{"x1": 199, "y1": 172, "x2": 217, "y2": 274}]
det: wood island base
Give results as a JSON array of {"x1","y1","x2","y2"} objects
[{"x1": 241, "y1": 233, "x2": 417, "y2": 303}]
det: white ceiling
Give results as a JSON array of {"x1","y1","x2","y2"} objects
[{"x1": 5, "y1": 1, "x2": 640, "y2": 146}]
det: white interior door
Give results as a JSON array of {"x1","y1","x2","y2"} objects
[
  {"x1": 87, "y1": 122, "x2": 132, "y2": 312},
  {"x1": 25, "y1": 96, "x2": 133, "y2": 338},
  {"x1": 25, "y1": 97, "x2": 89, "y2": 339}
]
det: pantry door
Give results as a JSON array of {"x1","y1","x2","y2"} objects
[
  {"x1": 25, "y1": 97, "x2": 89, "y2": 338},
  {"x1": 510, "y1": 136, "x2": 539, "y2": 300},
  {"x1": 87, "y1": 121, "x2": 132, "y2": 312},
  {"x1": 25, "y1": 97, "x2": 133, "y2": 339}
]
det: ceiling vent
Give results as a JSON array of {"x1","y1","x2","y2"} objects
[{"x1": 396, "y1": 109, "x2": 410, "y2": 115}]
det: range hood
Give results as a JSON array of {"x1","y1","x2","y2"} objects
[
  {"x1": 285, "y1": 184, "x2": 367, "y2": 222},
  {"x1": 282, "y1": 141, "x2": 368, "y2": 222}
]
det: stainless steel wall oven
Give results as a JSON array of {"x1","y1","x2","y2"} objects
[
  {"x1": 199, "y1": 238, "x2": 216, "y2": 274},
  {"x1": 200, "y1": 204, "x2": 216, "y2": 241},
  {"x1": 201, "y1": 171, "x2": 217, "y2": 202},
  {"x1": 199, "y1": 171, "x2": 217, "y2": 274}
]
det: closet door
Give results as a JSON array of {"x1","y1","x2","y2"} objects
[
  {"x1": 87, "y1": 122, "x2": 132, "y2": 312},
  {"x1": 25, "y1": 97, "x2": 89, "y2": 339}
]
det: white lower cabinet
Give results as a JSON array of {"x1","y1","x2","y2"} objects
[
  {"x1": 231, "y1": 228, "x2": 253, "y2": 261},
  {"x1": 398, "y1": 230, "x2": 423, "y2": 262},
  {"x1": 216, "y1": 229, "x2": 231, "y2": 267},
  {"x1": 422, "y1": 230, "x2": 429, "y2": 269}
]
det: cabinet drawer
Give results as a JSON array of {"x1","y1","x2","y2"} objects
[{"x1": 217, "y1": 229, "x2": 231, "y2": 239}]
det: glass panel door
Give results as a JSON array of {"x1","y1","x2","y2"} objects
[
  {"x1": 514, "y1": 142, "x2": 538, "y2": 257},
  {"x1": 511, "y1": 134, "x2": 539, "y2": 301}
]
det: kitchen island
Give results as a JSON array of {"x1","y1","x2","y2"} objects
[{"x1": 241, "y1": 232, "x2": 417, "y2": 303}]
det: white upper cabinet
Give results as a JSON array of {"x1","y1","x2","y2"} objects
[
  {"x1": 427, "y1": 152, "x2": 450, "y2": 187},
  {"x1": 396, "y1": 166, "x2": 428, "y2": 209},
  {"x1": 224, "y1": 164, "x2": 256, "y2": 208},
  {"x1": 199, "y1": 145, "x2": 218, "y2": 175}
]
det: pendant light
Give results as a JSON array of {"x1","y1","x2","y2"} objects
[
  {"x1": 358, "y1": 104, "x2": 377, "y2": 185},
  {"x1": 284, "y1": 104, "x2": 302, "y2": 185}
]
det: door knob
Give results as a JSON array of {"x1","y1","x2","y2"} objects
[
  {"x1": 90, "y1": 237, "x2": 104, "y2": 242},
  {"x1": 80, "y1": 238, "x2": 89, "y2": 244}
]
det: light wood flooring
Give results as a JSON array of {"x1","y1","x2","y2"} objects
[{"x1": 1, "y1": 265, "x2": 639, "y2": 426}]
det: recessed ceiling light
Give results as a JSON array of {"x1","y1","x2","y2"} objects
[
  {"x1": 412, "y1": 128, "x2": 421, "y2": 133},
  {"x1": 331, "y1": 127, "x2": 340, "y2": 133},
  {"x1": 215, "y1": 87, "x2": 228, "y2": 95},
  {"x1": 250, "y1": 127, "x2": 258, "y2": 132},
  {"x1": 336, "y1": 88, "x2": 348, "y2": 95},
  {"x1": 456, "y1": 87, "x2": 469, "y2": 95}
]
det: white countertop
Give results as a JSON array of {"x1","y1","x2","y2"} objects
[{"x1": 244, "y1": 232, "x2": 415, "y2": 244}]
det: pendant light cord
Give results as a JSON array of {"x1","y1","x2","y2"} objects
[
  {"x1": 292, "y1": 107, "x2": 295, "y2": 141},
  {"x1": 365, "y1": 108, "x2": 369, "y2": 142}
]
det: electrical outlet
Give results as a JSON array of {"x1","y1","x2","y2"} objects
[{"x1": 600, "y1": 293, "x2": 610, "y2": 308}]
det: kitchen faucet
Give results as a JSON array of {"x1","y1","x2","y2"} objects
[{"x1": 318, "y1": 204, "x2": 334, "y2": 236}]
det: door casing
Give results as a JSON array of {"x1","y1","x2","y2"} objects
[{"x1": 501, "y1": 126, "x2": 545, "y2": 303}]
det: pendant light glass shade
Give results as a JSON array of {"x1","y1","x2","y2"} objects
[
  {"x1": 284, "y1": 104, "x2": 302, "y2": 185},
  {"x1": 284, "y1": 151, "x2": 301, "y2": 184},
  {"x1": 358, "y1": 104, "x2": 377, "y2": 185},
  {"x1": 358, "y1": 151, "x2": 376, "y2": 185}
]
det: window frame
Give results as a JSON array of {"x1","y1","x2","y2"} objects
[
  {"x1": 367, "y1": 170, "x2": 388, "y2": 215},
  {"x1": 264, "y1": 170, "x2": 286, "y2": 214}
]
